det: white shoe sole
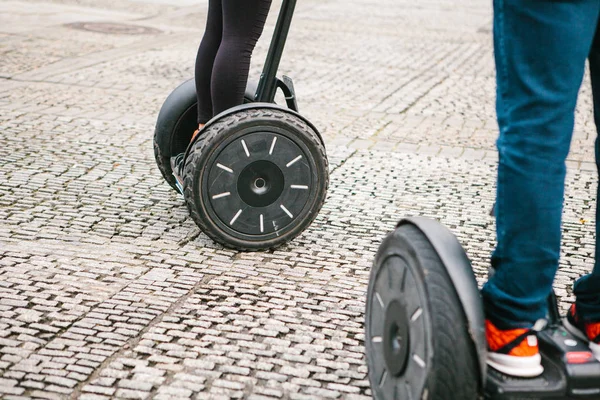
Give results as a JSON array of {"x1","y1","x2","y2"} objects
[
  {"x1": 591, "y1": 342, "x2": 600, "y2": 361},
  {"x1": 487, "y1": 352, "x2": 544, "y2": 378},
  {"x1": 564, "y1": 317, "x2": 600, "y2": 361}
]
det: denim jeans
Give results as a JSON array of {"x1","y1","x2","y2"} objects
[{"x1": 481, "y1": 0, "x2": 600, "y2": 328}]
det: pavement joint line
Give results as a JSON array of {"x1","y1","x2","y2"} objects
[
  {"x1": 0, "y1": 101, "x2": 594, "y2": 168},
  {"x1": 379, "y1": 73, "x2": 447, "y2": 115},
  {"x1": 0, "y1": 76, "x2": 168, "y2": 96},
  {"x1": 131, "y1": 4, "x2": 204, "y2": 23},
  {"x1": 335, "y1": 141, "x2": 594, "y2": 170},
  {"x1": 68, "y1": 273, "x2": 216, "y2": 399},
  {"x1": 0, "y1": 241, "x2": 129, "y2": 340},
  {"x1": 329, "y1": 149, "x2": 359, "y2": 175},
  {"x1": 338, "y1": 110, "x2": 371, "y2": 140},
  {"x1": 396, "y1": 75, "x2": 447, "y2": 115},
  {"x1": 370, "y1": 42, "x2": 461, "y2": 113},
  {"x1": 177, "y1": 230, "x2": 202, "y2": 247},
  {"x1": 11, "y1": 31, "x2": 191, "y2": 82},
  {"x1": 368, "y1": 119, "x2": 394, "y2": 140},
  {"x1": 370, "y1": 73, "x2": 429, "y2": 114},
  {"x1": 0, "y1": 105, "x2": 592, "y2": 167}
]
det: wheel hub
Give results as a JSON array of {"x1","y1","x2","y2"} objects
[
  {"x1": 237, "y1": 160, "x2": 285, "y2": 207},
  {"x1": 204, "y1": 131, "x2": 313, "y2": 236},
  {"x1": 383, "y1": 299, "x2": 410, "y2": 376},
  {"x1": 367, "y1": 255, "x2": 430, "y2": 399}
]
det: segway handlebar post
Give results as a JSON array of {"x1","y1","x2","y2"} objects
[
  {"x1": 547, "y1": 291, "x2": 561, "y2": 326},
  {"x1": 255, "y1": 0, "x2": 297, "y2": 103}
]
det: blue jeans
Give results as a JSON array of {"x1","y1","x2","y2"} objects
[{"x1": 482, "y1": 0, "x2": 600, "y2": 328}]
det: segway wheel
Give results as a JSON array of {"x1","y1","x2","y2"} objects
[
  {"x1": 153, "y1": 78, "x2": 255, "y2": 192},
  {"x1": 365, "y1": 224, "x2": 479, "y2": 400},
  {"x1": 182, "y1": 107, "x2": 328, "y2": 250}
]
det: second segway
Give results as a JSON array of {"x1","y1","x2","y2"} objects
[
  {"x1": 153, "y1": 0, "x2": 328, "y2": 250},
  {"x1": 364, "y1": 217, "x2": 600, "y2": 399}
]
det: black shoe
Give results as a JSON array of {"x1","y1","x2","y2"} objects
[{"x1": 170, "y1": 153, "x2": 185, "y2": 195}]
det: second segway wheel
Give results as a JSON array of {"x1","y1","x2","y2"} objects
[
  {"x1": 182, "y1": 106, "x2": 328, "y2": 250},
  {"x1": 153, "y1": 78, "x2": 256, "y2": 192},
  {"x1": 365, "y1": 224, "x2": 479, "y2": 400}
]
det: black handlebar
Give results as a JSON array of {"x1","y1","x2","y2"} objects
[{"x1": 255, "y1": 0, "x2": 297, "y2": 103}]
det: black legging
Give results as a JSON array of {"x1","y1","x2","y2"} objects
[{"x1": 195, "y1": 0, "x2": 272, "y2": 124}]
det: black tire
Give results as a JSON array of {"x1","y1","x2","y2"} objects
[
  {"x1": 153, "y1": 79, "x2": 255, "y2": 192},
  {"x1": 182, "y1": 107, "x2": 328, "y2": 251},
  {"x1": 365, "y1": 224, "x2": 479, "y2": 400}
]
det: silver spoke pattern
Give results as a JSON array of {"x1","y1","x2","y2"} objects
[
  {"x1": 229, "y1": 209, "x2": 243, "y2": 225},
  {"x1": 286, "y1": 155, "x2": 302, "y2": 167},
  {"x1": 212, "y1": 192, "x2": 231, "y2": 200},
  {"x1": 206, "y1": 132, "x2": 313, "y2": 236},
  {"x1": 241, "y1": 139, "x2": 250, "y2": 157},
  {"x1": 216, "y1": 163, "x2": 233, "y2": 173}
]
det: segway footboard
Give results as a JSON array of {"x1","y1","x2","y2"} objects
[
  {"x1": 485, "y1": 354, "x2": 566, "y2": 399},
  {"x1": 486, "y1": 324, "x2": 600, "y2": 399}
]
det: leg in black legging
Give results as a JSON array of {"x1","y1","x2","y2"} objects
[
  {"x1": 211, "y1": 0, "x2": 272, "y2": 116},
  {"x1": 195, "y1": 0, "x2": 223, "y2": 124}
]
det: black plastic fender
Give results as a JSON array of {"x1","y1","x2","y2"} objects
[
  {"x1": 397, "y1": 217, "x2": 487, "y2": 387},
  {"x1": 154, "y1": 78, "x2": 259, "y2": 158}
]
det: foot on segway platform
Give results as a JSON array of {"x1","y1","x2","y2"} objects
[
  {"x1": 170, "y1": 153, "x2": 185, "y2": 196},
  {"x1": 485, "y1": 319, "x2": 545, "y2": 378},
  {"x1": 564, "y1": 304, "x2": 600, "y2": 361},
  {"x1": 486, "y1": 323, "x2": 600, "y2": 399}
]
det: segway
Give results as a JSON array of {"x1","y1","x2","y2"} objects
[
  {"x1": 153, "y1": 0, "x2": 328, "y2": 251},
  {"x1": 364, "y1": 217, "x2": 600, "y2": 400}
]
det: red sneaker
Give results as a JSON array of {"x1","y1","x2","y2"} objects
[
  {"x1": 564, "y1": 304, "x2": 600, "y2": 361},
  {"x1": 486, "y1": 319, "x2": 544, "y2": 377}
]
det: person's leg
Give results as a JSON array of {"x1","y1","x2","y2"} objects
[
  {"x1": 195, "y1": 0, "x2": 223, "y2": 125},
  {"x1": 170, "y1": 0, "x2": 224, "y2": 185},
  {"x1": 482, "y1": 0, "x2": 600, "y2": 377},
  {"x1": 572, "y1": 27, "x2": 600, "y2": 323},
  {"x1": 482, "y1": 0, "x2": 599, "y2": 328},
  {"x1": 210, "y1": 0, "x2": 272, "y2": 116}
]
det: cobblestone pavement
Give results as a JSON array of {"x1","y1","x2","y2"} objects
[{"x1": 0, "y1": 0, "x2": 597, "y2": 398}]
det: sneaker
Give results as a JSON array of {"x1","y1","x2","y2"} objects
[
  {"x1": 486, "y1": 319, "x2": 545, "y2": 377},
  {"x1": 170, "y1": 153, "x2": 185, "y2": 195},
  {"x1": 564, "y1": 304, "x2": 600, "y2": 361}
]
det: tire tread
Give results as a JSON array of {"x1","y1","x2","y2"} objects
[
  {"x1": 398, "y1": 224, "x2": 479, "y2": 400},
  {"x1": 182, "y1": 108, "x2": 328, "y2": 251}
]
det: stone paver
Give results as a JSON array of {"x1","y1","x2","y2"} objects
[{"x1": 0, "y1": 0, "x2": 597, "y2": 398}]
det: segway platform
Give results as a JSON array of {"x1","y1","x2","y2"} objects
[
  {"x1": 486, "y1": 324, "x2": 600, "y2": 399},
  {"x1": 365, "y1": 218, "x2": 600, "y2": 400}
]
